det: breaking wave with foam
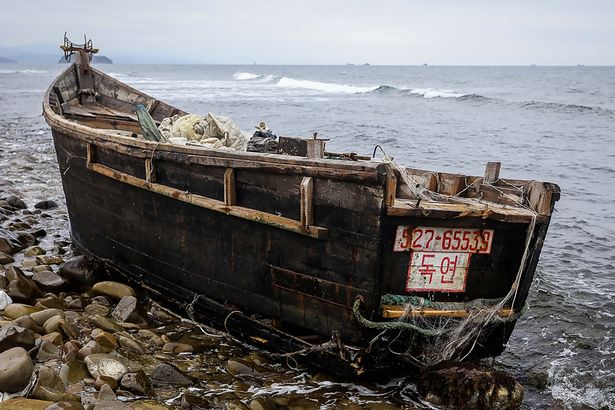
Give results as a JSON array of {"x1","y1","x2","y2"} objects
[{"x1": 0, "y1": 69, "x2": 49, "y2": 75}]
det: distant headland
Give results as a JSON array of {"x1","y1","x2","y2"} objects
[
  {"x1": 0, "y1": 56, "x2": 17, "y2": 63},
  {"x1": 58, "y1": 55, "x2": 113, "y2": 64}
]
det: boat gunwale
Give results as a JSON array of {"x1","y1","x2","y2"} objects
[{"x1": 43, "y1": 63, "x2": 560, "y2": 214}]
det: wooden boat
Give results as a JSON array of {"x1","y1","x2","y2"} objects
[{"x1": 43, "y1": 41, "x2": 560, "y2": 377}]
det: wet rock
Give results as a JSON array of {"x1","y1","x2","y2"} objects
[
  {"x1": 94, "y1": 331, "x2": 118, "y2": 351},
  {"x1": 36, "y1": 339, "x2": 63, "y2": 362},
  {"x1": 118, "y1": 335, "x2": 145, "y2": 355},
  {"x1": 42, "y1": 314, "x2": 63, "y2": 334},
  {"x1": 31, "y1": 365, "x2": 80, "y2": 402},
  {"x1": 36, "y1": 255, "x2": 64, "y2": 266},
  {"x1": 0, "y1": 324, "x2": 36, "y2": 350},
  {"x1": 0, "y1": 228, "x2": 24, "y2": 254},
  {"x1": 417, "y1": 362, "x2": 524, "y2": 409},
  {"x1": 90, "y1": 296, "x2": 111, "y2": 307},
  {"x1": 41, "y1": 331, "x2": 64, "y2": 346},
  {"x1": 249, "y1": 397, "x2": 279, "y2": 410},
  {"x1": 78, "y1": 340, "x2": 106, "y2": 358},
  {"x1": 6, "y1": 195, "x2": 27, "y2": 209},
  {"x1": 32, "y1": 265, "x2": 53, "y2": 273},
  {"x1": 8, "y1": 278, "x2": 35, "y2": 302},
  {"x1": 31, "y1": 229, "x2": 47, "y2": 239},
  {"x1": 32, "y1": 271, "x2": 66, "y2": 291},
  {"x1": 44, "y1": 402, "x2": 86, "y2": 410},
  {"x1": 24, "y1": 245, "x2": 46, "y2": 257},
  {"x1": 226, "y1": 359, "x2": 262, "y2": 377},
  {"x1": 66, "y1": 297, "x2": 84, "y2": 310},
  {"x1": 0, "y1": 347, "x2": 34, "y2": 393},
  {"x1": 4, "y1": 265, "x2": 42, "y2": 301},
  {"x1": 0, "y1": 291, "x2": 13, "y2": 310},
  {"x1": 120, "y1": 370, "x2": 153, "y2": 396},
  {"x1": 226, "y1": 401, "x2": 251, "y2": 410},
  {"x1": 84, "y1": 353, "x2": 128, "y2": 381},
  {"x1": 31, "y1": 308, "x2": 65, "y2": 326},
  {"x1": 59, "y1": 256, "x2": 107, "y2": 287},
  {"x1": 92, "y1": 281, "x2": 136, "y2": 300},
  {"x1": 84, "y1": 303, "x2": 110, "y2": 317},
  {"x1": 35, "y1": 295, "x2": 65, "y2": 310},
  {"x1": 181, "y1": 393, "x2": 211, "y2": 409},
  {"x1": 59, "y1": 318, "x2": 80, "y2": 340},
  {"x1": 137, "y1": 329, "x2": 164, "y2": 348},
  {"x1": 11, "y1": 314, "x2": 44, "y2": 333},
  {"x1": 91, "y1": 315, "x2": 124, "y2": 333},
  {"x1": 94, "y1": 375, "x2": 119, "y2": 391},
  {"x1": 16, "y1": 231, "x2": 38, "y2": 248},
  {"x1": 59, "y1": 360, "x2": 90, "y2": 386},
  {"x1": 62, "y1": 340, "x2": 81, "y2": 363},
  {"x1": 162, "y1": 342, "x2": 194, "y2": 353},
  {"x1": 0, "y1": 398, "x2": 54, "y2": 409},
  {"x1": 150, "y1": 362, "x2": 192, "y2": 387},
  {"x1": 0, "y1": 250, "x2": 14, "y2": 264},
  {"x1": 34, "y1": 200, "x2": 59, "y2": 210},
  {"x1": 20, "y1": 258, "x2": 38, "y2": 269},
  {"x1": 111, "y1": 295, "x2": 149, "y2": 325},
  {"x1": 93, "y1": 383, "x2": 131, "y2": 410}
]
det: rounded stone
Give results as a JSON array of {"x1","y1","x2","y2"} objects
[
  {"x1": 84, "y1": 354, "x2": 128, "y2": 381},
  {"x1": 2, "y1": 303, "x2": 41, "y2": 319},
  {"x1": 59, "y1": 361, "x2": 90, "y2": 386},
  {"x1": 0, "y1": 347, "x2": 34, "y2": 393},
  {"x1": 32, "y1": 271, "x2": 66, "y2": 291},
  {"x1": 92, "y1": 281, "x2": 136, "y2": 300},
  {"x1": 30, "y1": 308, "x2": 65, "y2": 326}
]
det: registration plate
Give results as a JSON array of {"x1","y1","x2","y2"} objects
[
  {"x1": 406, "y1": 251, "x2": 470, "y2": 292},
  {"x1": 394, "y1": 226, "x2": 494, "y2": 254}
]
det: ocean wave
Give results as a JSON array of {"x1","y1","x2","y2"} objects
[
  {"x1": 520, "y1": 100, "x2": 614, "y2": 115},
  {"x1": 276, "y1": 76, "x2": 376, "y2": 94},
  {"x1": 372, "y1": 84, "x2": 486, "y2": 100},
  {"x1": 233, "y1": 72, "x2": 262, "y2": 80},
  {"x1": 0, "y1": 69, "x2": 48, "y2": 75}
]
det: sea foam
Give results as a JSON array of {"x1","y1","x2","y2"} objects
[{"x1": 276, "y1": 76, "x2": 376, "y2": 94}]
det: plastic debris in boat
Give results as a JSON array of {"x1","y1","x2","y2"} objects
[
  {"x1": 135, "y1": 104, "x2": 167, "y2": 142},
  {"x1": 247, "y1": 121, "x2": 278, "y2": 153}
]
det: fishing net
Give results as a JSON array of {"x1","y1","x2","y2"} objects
[
  {"x1": 158, "y1": 113, "x2": 249, "y2": 151},
  {"x1": 353, "y1": 156, "x2": 538, "y2": 367}
]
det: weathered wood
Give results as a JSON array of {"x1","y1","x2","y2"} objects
[
  {"x1": 438, "y1": 175, "x2": 465, "y2": 196},
  {"x1": 88, "y1": 162, "x2": 328, "y2": 239},
  {"x1": 387, "y1": 198, "x2": 544, "y2": 223},
  {"x1": 224, "y1": 168, "x2": 236, "y2": 206},
  {"x1": 86, "y1": 143, "x2": 95, "y2": 166},
  {"x1": 381, "y1": 305, "x2": 514, "y2": 319},
  {"x1": 484, "y1": 161, "x2": 502, "y2": 184},
  {"x1": 384, "y1": 169, "x2": 397, "y2": 207},
  {"x1": 307, "y1": 139, "x2": 326, "y2": 159},
  {"x1": 300, "y1": 177, "x2": 314, "y2": 227}
]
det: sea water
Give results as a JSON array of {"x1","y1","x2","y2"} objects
[{"x1": 0, "y1": 64, "x2": 614, "y2": 409}]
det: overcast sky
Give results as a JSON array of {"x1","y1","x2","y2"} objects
[{"x1": 2, "y1": 0, "x2": 614, "y2": 65}]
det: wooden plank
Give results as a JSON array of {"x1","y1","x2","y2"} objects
[
  {"x1": 86, "y1": 143, "x2": 95, "y2": 166},
  {"x1": 381, "y1": 304, "x2": 514, "y2": 319},
  {"x1": 438, "y1": 175, "x2": 465, "y2": 196},
  {"x1": 384, "y1": 169, "x2": 397, "y2": 207},
  {"x1": 306, "y1": 140, "x2": 326, "y2": 159},
  {"x1": 87, "y1": 162, "x2": 328, "y2": 240},
  {"x1": 300, "y1": 177, "x2": 314, "y2": 227},
  {"x1": 224, "y1": 168, "x2": 236, "y2": 206},
  {"x1": 484, "y1": 162, "x2": 501, "y2": 184},
  {"x1": 387, "y1": 198, "x2": 544, "y2": 223}
]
